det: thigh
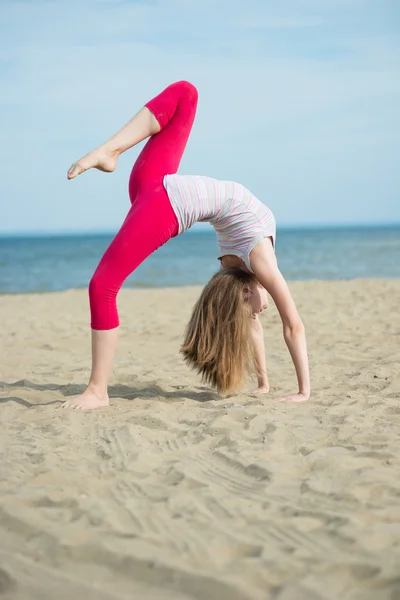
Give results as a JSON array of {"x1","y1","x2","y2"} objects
[
  {"x1": 129, "y1": 81, "x2": 198, "y2": 199},
  {"x1": 93, "y1": 183, "x2": 179, "y2": 289}
]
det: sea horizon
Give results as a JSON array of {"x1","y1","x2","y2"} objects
[
  {"x1": 1, "y1": 221, "x2": 399, "y2": 239},
  {"x1": 1, "y1": 222, "x2": 399, "y2": 293}
]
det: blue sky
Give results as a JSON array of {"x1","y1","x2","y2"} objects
[{"x1": 0, "y1": 0, "x2": 399, "y2": 234}]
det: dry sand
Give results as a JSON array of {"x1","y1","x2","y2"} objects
[{"x1": 1, "y1": 280, "x2": 400, "y2": 600}]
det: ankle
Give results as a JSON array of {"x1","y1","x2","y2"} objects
[
  {"x1": 102, "y1": 143, "x2": 121, "y2": 158},
  {"x1": 87, "y1": 382, "x2": 108, "y2": 399}
]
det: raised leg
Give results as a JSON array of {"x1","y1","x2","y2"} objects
[
  {"x1": 128, "y1": 80, "x2": 198, "y2": 198},
  {"x1": 67, "y1": 80, "x2": 198, "y2": 183},
  {"x1": 67, "y1": 107, "x2": 160, "y2": 180}
]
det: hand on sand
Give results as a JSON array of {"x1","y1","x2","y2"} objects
[
  {"x1": 60, "y1": 390, "x2": 110, "y2": 410},
  {"x1": 251, "y1": 385, "x2": 270, "y2": 394},
  {"x1": 278, "y1": 392, "x2": 310, "y2": 403},
  {"x1": 67, "y1": 148, "x2": 118, "y2": 180}
]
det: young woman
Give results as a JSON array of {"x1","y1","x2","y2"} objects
[{"x1": 63, "y1": 81, "x2": 310, "y2": 409}]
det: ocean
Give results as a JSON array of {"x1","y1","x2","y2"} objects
[{"x1": 0, "y1": 225, "x2": 399, "y2": 294}]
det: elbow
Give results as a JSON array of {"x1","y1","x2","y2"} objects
[{"x1": 283, "y1": 320, "x2": 305, "y2": 339}]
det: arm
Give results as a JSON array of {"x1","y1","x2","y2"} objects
[
  {"x1": 250, "y1": 241, "x2": 311, "y2": 401},
  {"x1": 250, "y1": 315, "x2": 270, "y2": 393}
]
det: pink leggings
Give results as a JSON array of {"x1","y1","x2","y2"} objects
[{"x1": 89, "y1": 81, "x2": 198, "y2": 330}]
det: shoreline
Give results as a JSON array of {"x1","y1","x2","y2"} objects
[{"x1": 0, "y1": 276, "x2": 400, "y2": 296}]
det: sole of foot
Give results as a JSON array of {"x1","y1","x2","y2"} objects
[{"x1": 67, "y1": 149, "x2": 118, "y2": 180}]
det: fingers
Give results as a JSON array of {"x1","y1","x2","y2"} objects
[{"x1": 278, "y1": 394, "x2": 309, "y2": 403}]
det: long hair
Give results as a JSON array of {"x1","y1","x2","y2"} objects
[{"x1": 181, "y1": 267, "x2": 257, "y2": 394}]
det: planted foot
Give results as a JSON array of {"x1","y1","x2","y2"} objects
[
  {"x1": 67, "y1": 147, "x2": 118, "y2": 180},
  {"x1": 61, "y1": 388, "x2": 110, "y2": 410}
]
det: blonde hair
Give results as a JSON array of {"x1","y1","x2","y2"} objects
[{"x1": 181, "y1": 267, "x2": 257, "y2": 394}]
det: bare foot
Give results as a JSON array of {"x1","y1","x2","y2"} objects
[
  {"x1": 67, "y1": 147, "x2": 118, "y2": 180},
  {"x1": 61, "y1": 389, "x2": 110, "y2": 410}
]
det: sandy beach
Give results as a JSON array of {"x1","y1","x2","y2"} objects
[{"x1": 1, "y1": 279, "x2": 400, "y2": 600}]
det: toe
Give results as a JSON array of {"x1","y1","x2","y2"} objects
[{"x1": 67, "y1": 162, "x2": 81, "y2": 179}]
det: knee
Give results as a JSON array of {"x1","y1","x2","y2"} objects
[
  {"x1": 88, "y1": 272, "x2": 104, "y2": 301},
  {"x1": 88, "y1": 272, "x2": 119, "y2": 330},
  {"x1": 175, "y1": 80, "x2": 198, "y2": 103},
  {"x1": 88, "y1": 271, "x2": 117, "y2": 304}
]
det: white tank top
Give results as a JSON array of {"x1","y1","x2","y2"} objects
[{"x1": 163, "y1": 174, "x2": 276, "y2": 272}]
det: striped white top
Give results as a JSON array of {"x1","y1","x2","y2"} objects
[{"x1": 163, "y1": 174, "x2": 276, "y2": 273}]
